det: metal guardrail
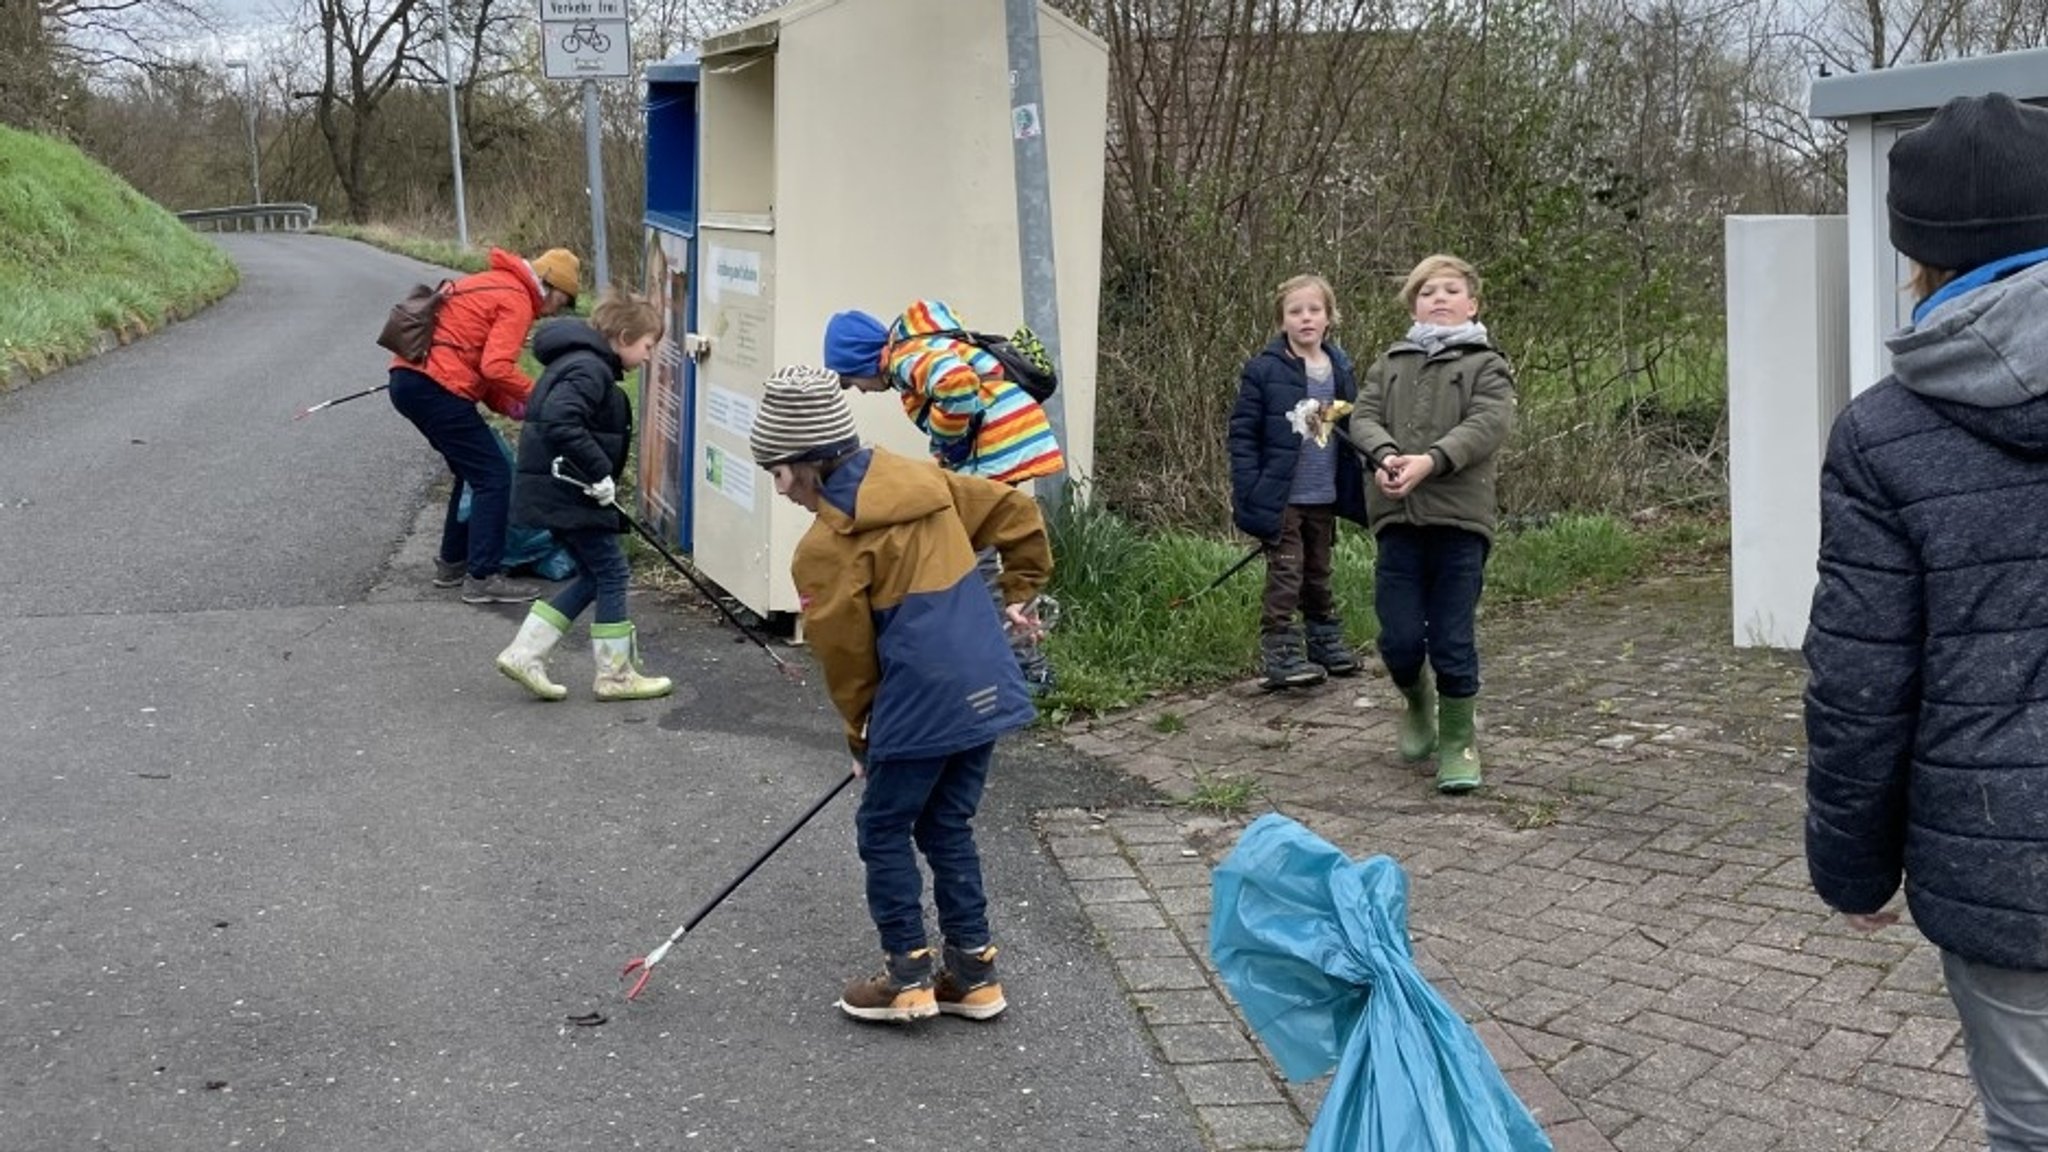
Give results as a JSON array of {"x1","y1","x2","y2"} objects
[{"x1": 176, "y1": 203, "x2": 320, "y2": 233}]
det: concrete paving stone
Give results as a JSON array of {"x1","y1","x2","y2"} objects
[
  {"x1": 1159, "y1": 886, "x2": 1212, "y2": 917},
  {"x1": 1664, "y1": 997, "x2": 1827, "y2": 1047},
  {"x1": 1623, "y1": 1010, "x2": 1746, "y2": 1057},
  {"x1": 1043, "y1": 832, "x2": 1121, "y2": 860},
  {"x1": 1136, "y1": 862, "x2": 1212, "y2": 891},
  {"x1": 1728, "y1": 940, "x2": 1837, "y2": 978},
  {"x1": 1197, "y1": 1103, "x2": 1306, "y2": 1152},
  {"x1": 1851, "y1": 1062, "x2": 1979, "y2": 1108},
  {"x1": 1571, "y1": 979, "x2": 1668, "y2": 1026},
  {"x1": 1060, "y1": 852, "x2": 1141, "y2": 882},
  {"x1": 1580, "y1": 1098, "x2": 1638, "y2": 1135},
  {"x1": 1685, "y1": 1074, "x2": 1807, "y2": 1129},
  {"x1": 1801, "y1": 962, "x2": 1886, "y2": 1005},
  {"x1": 1112, "y1": 818, "x2": 1195, "y2": 846},
  {"x1": 1932, "y1": 1046, "x2": 1972, "y2": 1079},
  {"x1": 1729, "y1": 967, "x2": 1821, "y2": 1015},
  {"x1": 1663, "y1": 946, "x2": 1764, "y2": 987},
  {"x1": 1667, "y1": 972, "x2": 1745, "y2": 1013},
  {"x1": 1789, "y1": 997, "x2": 1908, "y2": 1037},
  {"x1": 1506, "y1": 1062, "x2": 1585, "y2": 1126},
  {"x1": 1877, "y1": 948, "x2": 1947, "y2": 995},
  {"x1": 1708, "y1": 1039, "x2": 1796, "y2": 1090},
  {"x1": 1769, "y1": 1107, "x2": 1874, "y2": 1151},
  {"x1": 1747, "y1": 908, "x2": 1835, "y2": 949},
  {"x1": 1548, "y1": 1043, "x2": 1636, "y2": 1098},
  {"x1": 1618, "y1": 847, "x2": 1722, "y2": 878},
  {"x1": 1612, "y1": 1041, "x2": 1724, "y2": 1095},
  {"x1": 1671, "y1": 894, "x2": 1778, "y2": 927},
  {"x1": 1862, "y1": 1098, "x2": 1968, "y2": 1151},
  {"x1": 1872, "y1": 1014, "x2": 1961, "y2": 1069},
  {"x1": 1798, "y1": 932, "x2": 1914, "y2": 968},
  {"x1": 1102, "y1": 925, "x2": 1201, "y2": 960},
  {"x1": 1073, "y1": 877, "x2": 1157, "y2": 905},
  {"x1": 1470, "y1": 1019, "x2": 1535, "y2": 1070},
  {"x1": 1510, "y1": 958, "x2": 1627, "y2": 1003},
  {"x1": 1499, "y1": 983, "x2": 1589, "y2": 1024},
  {"x1": 1691, "y1": 1113, "x2": 1784, "y2": 1152},
  {"x1": 1578, "y1": 953, "x2": 1689, "y2": 993},
  {"x1": 1118, "y1": 955, "x2": 1214, "y2": 993},
  {"x1": 1765, "y1": 1073, "x2": 1904, "y2": 1123},
  {"x1": 1546, "y1": 1117, "x2": 1621, "y2": 1152},
  {"x1": 1175, "y1": 1061, "x2": 1287, "y2": 1107},
  {"x1": 1130, "y1": 989, "x2": 1239, "y2": 1026},
  {"x1": 1609, "y1": 1116, "x2": 1700, "y2": 1152},
  {"x1": 1151, "y1": 1022, "x2": 1264, "y2": 1066},
  {"x1": 1083, "y1": 900, "x2": 1171, "y2": 931},
  {"x1": 1865, "y1": 988, "x2": 1961, "y2": 1020},
  {"x1": 1545, "y1": 1016, "x2": 1668, "y2": 1060}
]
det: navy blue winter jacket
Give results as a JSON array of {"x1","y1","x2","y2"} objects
[
  {"x1": 1803, "y1": 259, "x2": 2048, "y2": 972},
  {"x1": 1227, "y1": 337, "x2": 1367, "y2": 542},
  {"x1": 509, "y1": 319, "x2": 633, "y2": 534}
]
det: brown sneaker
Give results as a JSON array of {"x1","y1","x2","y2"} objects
[
  {"x1": 935, "y1": 943, "x2": 1007, "y2": 1020},
  {"x1": 837, "y1": 948, "x2": 938, "y2": 1023}
]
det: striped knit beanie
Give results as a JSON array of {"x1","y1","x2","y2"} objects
[{"x1": 750, "y1": 365, "x2": 861, "y2": 467}]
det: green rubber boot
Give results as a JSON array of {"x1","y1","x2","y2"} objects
[
  {"x1": 1435, "y1": 693, "x2": 1483, "y2": 794},
  {"x1": 1396, "y1": 677, "x2": 1437, "y2": 762}
]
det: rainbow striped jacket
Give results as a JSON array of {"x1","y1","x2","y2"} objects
[{"x1": 881, "y1": 300, "x2": 1066, "y2": 485}]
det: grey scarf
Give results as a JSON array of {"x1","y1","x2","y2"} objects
[{"x1": 1404, "y1": 320, "x2": 1490, "y2": 356}]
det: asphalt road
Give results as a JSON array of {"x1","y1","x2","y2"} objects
[{"x1": 0, "y1": 234, "x2": 1203, "y2": 1151}]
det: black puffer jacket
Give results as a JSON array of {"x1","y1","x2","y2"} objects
[
  {"x1": 1226, "y1": 336, "x2": 1367, "y2": 542},
  {"x1": 509, "y1": 319, "x2": 632, "y2": 534},
  {"x1": 1804, "y1": 258, "x2": 2048, "y2": 972}
]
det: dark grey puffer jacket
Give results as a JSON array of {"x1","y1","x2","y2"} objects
[{"x1": 1804, "y1": 258, "x2": 2048, "y2": 972}]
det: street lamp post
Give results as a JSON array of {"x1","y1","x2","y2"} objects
[
  {"x1": 223, "y1": 59, "x2": 261, "y2": 204},
  {"x1": 441, "y1": 3, "x2": 470, "y2": 249}
]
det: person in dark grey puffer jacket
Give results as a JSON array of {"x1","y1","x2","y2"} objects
[{"x1": 1803, "y1": 92, "x2": 2048, "y2": 1152}]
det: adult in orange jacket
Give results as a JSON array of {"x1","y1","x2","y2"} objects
[{"x1": 387, "y1": 246, "x2": 580, "y2": 604}]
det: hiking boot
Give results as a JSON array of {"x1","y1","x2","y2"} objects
[
  {"x1": 1436, "y1": 693, "x2": 1483, "y2": 794},
  {"x1": 837, "y1": 948, "x2": 938, "y2": 1023},
  {"x1": 1396, "y1": 676, "x2": 1438, "y2": 762},
  {"x1": 1304, "y1": 617, "x2": 1360, "y2": 677},
  {"x1": 935, "y1": 943, "x2": 1007, "y2": 1021},
  {"x1": 1260, "y1": 630, "x2": 1326, "y2": 691},
  {"x1": 461, "y1": 573, "x2": 541, "y2": 604},
  {"x1": 433, "y1": 557, "x2": 466, "y2": 588}
]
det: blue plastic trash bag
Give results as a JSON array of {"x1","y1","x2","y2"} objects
[
  {"x1": 457, "y1": 432, "x2": 576, "y2": 581},
  {"x1": 1210, "y1": 813, "x2": 1553, "y2": 1152}
]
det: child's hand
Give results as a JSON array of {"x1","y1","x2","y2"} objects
[{"x1": 1377, "y1": 453, "x2": 1436, "y2": 498}]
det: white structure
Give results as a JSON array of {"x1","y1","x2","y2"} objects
[
  {"x1": 1808, "y1": 49, "x2": 2048, "y2": 393},
  {"x1": 635, "y1": 0, "x2": 1109, "y2": 618},
  {"x1": 1726, "y1": 50, "x2": 2048, "y2": 648}
]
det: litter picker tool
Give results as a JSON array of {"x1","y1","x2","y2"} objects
[
  {"x1": 1167, "y1": 543, "x2": 1268, "y2": 610},
  {"x1": 550, "y1": 457, "x2": 803, "y2": 683},
  {"x1": 621, "y1": 770, "x2": 857, "y2": 1000},
  {"x1": 293, "y1": 382, "x2": 390, "y2": 421}
]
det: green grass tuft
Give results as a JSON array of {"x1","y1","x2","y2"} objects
[{"x1": 1, "y1": 125, "x2": 238, "y2": 375}]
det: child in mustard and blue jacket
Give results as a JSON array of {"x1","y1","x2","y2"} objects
[{"x1": 749, "y1": 364, "x2": 1052, "y2": 1026}]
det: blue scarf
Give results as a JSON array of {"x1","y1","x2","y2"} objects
[{"x1": 1911, "y1": 245, "x2": 2048, "y2": 325}]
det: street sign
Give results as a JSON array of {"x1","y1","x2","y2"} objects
[{"x1": 540, "y1": 0, "x2": 630, "y2": 81}]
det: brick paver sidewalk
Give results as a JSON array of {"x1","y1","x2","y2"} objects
[{"x1": 1051, "y1": 571, "x2": 1984, "y2": 1152}]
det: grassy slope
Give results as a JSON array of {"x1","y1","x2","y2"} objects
[{"x1": 0, "y1": 125, "x2": 238, "y2": 376}]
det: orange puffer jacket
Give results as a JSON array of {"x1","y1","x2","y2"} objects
[{"x1": 391, "y1": 247, "x2": 544, "y2": 416}]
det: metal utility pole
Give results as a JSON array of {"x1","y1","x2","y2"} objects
[
  {"x1": 442, "y1": 2, "x2": 471, "y2": 249},
  {"x1": 223, "y1": 59, "x2": 261, "y2": 204},
  {"x1": 1003, "y1": 0, "x2": 1068, "y2": 512},
  {"x1": 582, "y1": 79, "x2": 610, "y2": 291}
]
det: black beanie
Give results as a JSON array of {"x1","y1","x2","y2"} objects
[{"x1": 1888, "y1": 93, "x2": 2048, "y2": 273}]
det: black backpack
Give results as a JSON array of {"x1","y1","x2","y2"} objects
[{"x1": 925, "y1": 326, "x2": 1059, "y2": 404}]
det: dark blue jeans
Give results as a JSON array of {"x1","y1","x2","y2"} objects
[
  {"x1": 547, "y1": 526, "x2": 631, "y2": 625},
  {"x1": 387, "y1": 368, "x2": 509, "y2": 578},
  {"x1": 1374, "y1": 524, "x2": 1489, "y2": 699},
  {"x1": 855, "y1": 742, "x2": 994, "y2": 955}
]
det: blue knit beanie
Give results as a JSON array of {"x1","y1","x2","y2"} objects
[{"x1": 823, "y1": 310, "x2": 888, "y2": 378}]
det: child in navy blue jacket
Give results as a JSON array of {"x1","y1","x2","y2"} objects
[{"x1": 1227, "y1": 274, "x2": 1368, "y2": 690}]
